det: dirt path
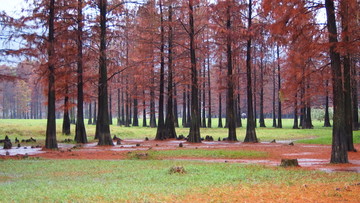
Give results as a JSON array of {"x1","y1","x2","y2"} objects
[{"x1": 1, "y1": 139, "x2": 359, "y2": 173}]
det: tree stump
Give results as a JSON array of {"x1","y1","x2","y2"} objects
[
  {"x1": 280, "y1": 159, "x2": 299, "y2": 167},
  {"x1": 169, "y1": 166, "x2": 186, "y2": 174}
]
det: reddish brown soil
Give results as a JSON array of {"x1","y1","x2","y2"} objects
[{"x1": 2, "y1": 139, "x2": 357, "y2": 172}]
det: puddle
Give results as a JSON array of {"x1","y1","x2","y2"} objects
[
  {"x1": 0, "y1": 146, "x2": 45, "y2": 156},
  {"x1": 283, "y1": 152, "x2": 314, "y2": 156}
]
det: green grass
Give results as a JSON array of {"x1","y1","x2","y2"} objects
[
  {"x1": 1, "y1": 159, "x2": 359, "y2": 202},
  {"x1": 0, "y1": 118, "x2": 359, "y2": 145},
  {"x1": 128, "y1": 149, "x2": 268, "y2": 160}
]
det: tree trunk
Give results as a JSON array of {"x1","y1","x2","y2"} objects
[
  {"x1": 340, "y1": 1, "x2": 354, "y2": 151},
  {"x1": 117, "y1": 87, "x2": 121, "y2": 126},
  {"x1": 88, "y1": 103, "x2": 92, "y2": 124},
  {"x1": 75, "y1": 0, "x2": 87, "y2": 144},
  {"x1": 109, "y1": 92, "x2": 113, "y2": 125},
  {"x1": 163, "y1": 5, "x2": 177, "y2": 139},
  {"x1": 324, "y1": 80, "x2": 331, "y2": 127},
  {"x1": 174, "y1": 82, "x2": 179, "y2": 127},
  {"x1": 207, "y1": 53, "x2": 212, "y2": 128},
  {"x1": 202, "y1": 60, "x2": 207, "y2": 128},
  {"x1": 45, "y1": 0, "x2": 58, "y2": 149},
  {"x1": 259, "y1": 53, "x2": 266, "y2": 127},
  {"x1": 121, "y1": 88, "x2": 125, "y2": 125},
  {"x1": 226, "y1": 3, "x2": 236, "y2": 141},
  {"x1": 351, "y1": 60, "x2": 359, "y2": 130},
  {"x1": 142, "y1": 90, "x2": 147, "y2": 127},
  {"x1": 187, "y1": 0, "x2": 201, "y2": 143},
  {"x1": 325, "y1": 0, "x2": 348, "y2": 163},
  {"x1": 182, "y1": 86, "x2": 187, "y2": 127},
  {"x1": 272, "y1": 58, "x2": 277, "y2": 128},
  {"x1": 218, "y1": 92, "x2": 223, "y2": 128},
  {"x1": 62, "y1": 91, "x2": 71, "y2": 135},
  {"x1": 96, "y1": 0, "x2": 113, "y2": 146},
  {"x1": 155, "y1": 0, "x2": 166, "y2": 140},
  {"x1": 293, "y1": 93, "x2": 299, "y2": 129},
  {"x1": 276, "y1": 45, "x2": 282, "y2": 128},
  {"x1": 244, "y1": 0, "x2": 257, "y2": 143},
  {"x1": 133, "y1": 98, "x2": 139, "y2": 126},
  {"x1": 93, "y1": 101, "x2": 97, "y2": 125}
]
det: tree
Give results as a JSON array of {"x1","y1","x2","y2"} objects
[
  {"x1": 95, "y1": 0, "x2": 113, "y2": 146},
  {"x1": 45, "y1": 0, "x2": 58, "y2": 149},
  {"x1": 244, "y1": 0, "x2": 257, "y2": 143},
  {"x1": 325, "y1": 0, "x2": 348, "y2": 163}
]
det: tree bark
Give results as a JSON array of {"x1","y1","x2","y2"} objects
[
  {"x1": 325, "y1": 0, "x2": 348, "y2": 163},
  {"x1": 133, "y1": 98, "x2": 139, "y2": 126},
  {"x1": 109, "y1": 92, "x2": 113, "y2": 125},
  {"x1": 174, "y1": 82, "x2": 179, "y2": 127},
  {"x1": 207, "y1": 52, "x2": 212, "y2": 128},
  {"x1": 142, "y1": 90, "x2": 147, "y2": 127},
  {"x1": 276, "y1": 45, "x2": 282, "y2": 128},
  {"x1": 62, "y1": 91, "x2": 71, "y2": 135},
  {"x1": 351, "y1": 60, "x2": 359, "y2": 130},
  {"x1": 88, "y1": 103, "x2": 92, "y2": 124},
  {"x1": 226, "y1": 2, "x2": 236, "y2": 141},
  {"x1": 75, "y1": 0, "x2": 87, "y2": 144},
  {"x1": 272, "y1": 57, "x2": 277, "y2": 128},
  {"x1": 163, "y1": 5, "x2": 177, "y2": 139},
  {"x1": 187, "y1": 0, "x2": 201, "y2": 143},
  {"x1": 259, "y1": 51, "x2": 266, "y2": 127},
  {"x1": 324, "y1": 80, "x2": 331, "y2": 127},
  {"x1": 45, "y1": 0, "x2": 58, "y2": 149},
  {"x1": 293, "y1": 93, "x2": 299, "y2": 129},
  {"x1": 155, "y1": 0, "x2": 166, "y2": 140},
  {"x1": 96, "y1": 0, "x2": 113, "y2": 146},
  {"x1": 244, "y1": 0, "x2": 257, "y2": 143}
]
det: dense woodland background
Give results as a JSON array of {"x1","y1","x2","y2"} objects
[{"x1": 0, "y1": 0, "x2": 359, "y2": 162}]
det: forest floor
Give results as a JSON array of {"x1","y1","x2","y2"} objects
[{"x1": 1, "y1": 139, "x2": 360, "y2": 202}]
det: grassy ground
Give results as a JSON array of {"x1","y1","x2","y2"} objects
[
  {"x1": 0, "y1": 118, "x2": 359, "y2": 145},
  {"x1": 1, "y1": 159, "x2": 359, "y2": 202}
]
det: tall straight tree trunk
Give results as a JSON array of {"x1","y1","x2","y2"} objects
[
  {"x1": 293, "y1": 93, "x2": 299, "y2": 129},
  {"x1": 259, "y1": 53, "x2": 266, "y2": 127},
  {"x1": 244, "y1": 0, "x2": 257, "y2": 143},
  {"x1": 186, "y1": 85, "x2": 191, "y2": 126},
  {"x1": 88, "y1": 103, "x2": 92, "y2": 124},
  {"x1": 207, "y1": 53, "x2": 212, "y2": 128},
  {"x1": 202, "y1": 61, "x2": 206, "y2": 128},
  {"x1": 96, "y1": 0, "x2": 113, "y2": 146},
  {"x1": 150, "y1": 64, "x2": 157, "y2": 127},
  {"x1": 125, "y1": 90, "x2": 130, "y2": 127},
  {"x1": 325, "y1": 0, "x2": 348, "y2": 163},
  {"x1": 45, "y1": 0, "x2": 58, "y2": 149},
  {"x1": 109, "y1": 93, "x2": 113, "y2": 125},
  {"x1": 62, "y1": 93, "x2": 71, "y2": 135},
  {"x1": 173, "y1": 82, "x2": 179, "y2": 127},
  {"x1": 117, "y1": 87, "x2": 121, "y2": 126},
  {"x1": 276, "y1": 45, "x2": 282, "y2": 128},
  {"x1": 155, "y1": 0, "x2": 166, "y2": 140},
  {"x1": 341, "y1": 1, "x2": 354, "y2": 151},
  {"x1": 182, "y1": 86, "x2": 187, "y2": 127},
  {"x1": 351, "y1": 60, "x2": 359, "y2": 130},
  {"x1": 324, "y1": 80, "x2": 331, "y2": 127},
  {"x1": 133, "y1": 98, "x2": 139, "y2": 126},
  {"x1": 93, "y1": 101, "x2": 97, "y2": 125},
  {"x1": 163, "y1": 5, "x2": 177, "y2": 139},
  {"x1": 75, "y1": 0, "x2": 87, "y2": 144},
  {"x1": 226, "y1": 2, "x2": 236, "y2": 141},
  {"x1": 121, "y1": 89, "x2": 125, "y2": 125},
  {"x1": 218, "y1": 92, "x2": 223, "y2": 128},
  {"x1": 187, "y1": 0, "x2": 201, "y2": 143},
  {"x1": 272, "y1": 59, "x2": 277, "y2": 128},
  {"x1": 142, "y1": 90, "x2": 147, "y2": 127}
]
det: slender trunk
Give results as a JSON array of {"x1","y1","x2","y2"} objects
[
  {"x1": 244, "y1": 0, "x2": 257, "y2": 143},
  {"x1": 142, "y1": 90, "x2": 147, "y2": 127},
  {"x1": 186, "y1": 84, "x2": 191, "y2": 126},
  {"x1": 272, "y1": 60, "x2": 277, "y2": 128},
  {"x1": 88, "y1": 103, "x2": 92, "y2": 124},
  {"x1": 150, "y1": 65, "x2": 156, "y2": 127},
  {"x1": 324, "y1": 80, "x2": 331, "y2": 127},
  {"x1": 182, "y1": 86, "x2": 187, "y2": 127},
  {"x1": 174, "y1": 81, "x2": 179, "y2": 127},
  {"x1": 93, "y1": 101, "x2": 97, "y2": 125},
  {"x1": 293, "y1": 93, "x2": 299, "y2": 129},
  {"x1": 163, "y1": 5, "x2": 177, "y2": 139},
  {"x1": 121, "y1": 88, "x2": 125, "y2": 125},
  {"x1": 202, "y1": 60, "x2": 206, "y2": 128},
  {"x1": 133, "y1": 98, "x2": 139, "y2": 126},
  {"x1": 109, "y1": 93, "x2": 113, "y2": 125},
  {"x1": 325, "y1": 0, "x2": 348, "y2": 163},
  {"x1": 276, "y1": 45, "x2": 282, "y2": 128},
  {"x1": 155, "y1": 0, "x2": 166, "y2": 140},
  {"x1": 62, "y1": 92, "x2": 71, "y2": 135},
  {"x1": 351, "y1": 59, "x2": 359, "y2": 130},
  {"x1": 226, "y1": 3, "x2": 236, "y2": 141},
  {"x1": 259, "y1": 53, "x2": 266, "y2": 127},
  {"x1": 218, "y1": 93, "x2": 223, "y2": 127},
  {"x1": 207, "y1": 53, "x2": 212, "y2": 128},
  {"x1": 75, "y1": 0, "x2": 87, "y2": 143},
  {"x1": 187, "y1": 0, "x2": 201, "y2": 143},
  {"x1": 45, "y1": 0, "x2": 58, "y2": 149},
  {"x1": 117, "y1": 87, "x2": 121, "y2": 126},
  {"x1": 96, "y1": 0, "x2": 113, "y2": 146},
  {"x1": 341, "y1": 1, "x2": 354, "y2": 151}
]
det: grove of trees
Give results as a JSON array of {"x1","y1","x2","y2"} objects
[{"x1": 0, "y1": 0, "x2": 359, "y2": 163}]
